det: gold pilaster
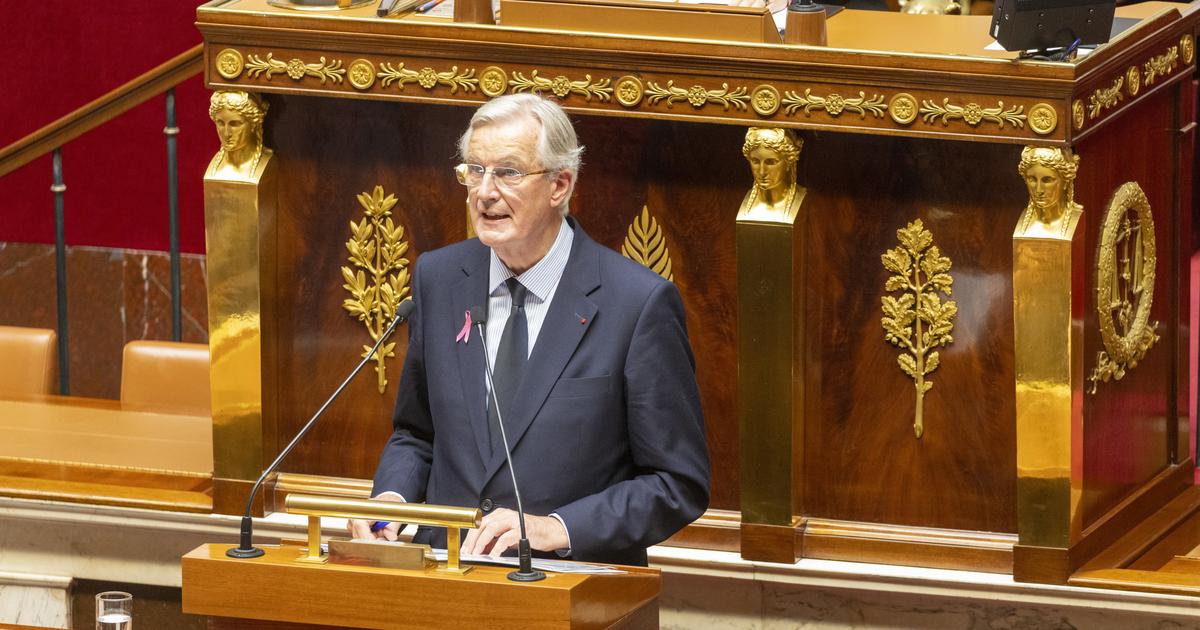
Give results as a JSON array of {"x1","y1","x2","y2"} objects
[
  {"x1": 204, "y1": 90, "x2": 276, "y2": 514},
  {"x1": 1013, "y1": 147, "x2": 1084, "y2": 551},
  {"x1": 736, "y1": 128, "x2": 806, "y2": 561}
]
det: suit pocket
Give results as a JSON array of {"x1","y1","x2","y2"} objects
[{"x1": 547, "y1": 375, "x2": 611, "y2": 399}]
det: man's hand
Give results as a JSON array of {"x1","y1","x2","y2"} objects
[
  {"x1": 461, "y1": 508, "x2": 569, "y2": 558},
  {"x1": 346, "y1": 493, "x2": 405, "y2": 541}
]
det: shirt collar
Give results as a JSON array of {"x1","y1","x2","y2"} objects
[{"x1": 488, "y1": 218, "x2": 574, "y2": 301}]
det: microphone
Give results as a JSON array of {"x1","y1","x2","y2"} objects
[
  {"x1": 468, "y1": 305, "x2": 545, "y2": 582},
  {"x1": 227, "y1": 298, "x2": 416, "y2": 559}
]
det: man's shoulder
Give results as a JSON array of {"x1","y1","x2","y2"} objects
[
  {"x1": 414, "y1": 238, "x2": 486, "y2": 277},
  {"x1": 587, "y1": 237, "x2": 674, "y2": 294}
]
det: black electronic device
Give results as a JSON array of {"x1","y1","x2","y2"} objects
[{"x1": 990, "y1": 0, "x2": 1116, "y2": 52}]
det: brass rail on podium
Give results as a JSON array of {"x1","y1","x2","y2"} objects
[{"x1": 284, "y1": 493, "x2": 481, "y2": 573}]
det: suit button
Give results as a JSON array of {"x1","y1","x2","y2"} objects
[{"x1": 480, "y1": 498, "x2": 494, "y2": 512}]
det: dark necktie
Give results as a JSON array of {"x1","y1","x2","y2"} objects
[{"x1": 488, "y1": 278, "x2": 528, "y2": 454}]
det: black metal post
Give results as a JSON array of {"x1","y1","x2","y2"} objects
[
  {"x1": 51, "y1": 149, "x2": 70, "y2": 395},
  {"x1": 165, "y1": 88, "x2": 182, "y2": 341}
]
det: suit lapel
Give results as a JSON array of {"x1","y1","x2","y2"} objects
[
  {"x1": 484, "y1": 227, "x2": 601, "y2": 484},
  {"x1": 452, "y1": 247, "x2": 493, "y2": 469}
]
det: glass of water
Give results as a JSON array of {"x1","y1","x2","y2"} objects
[{"x1": 96, "y1": 591, "x2": 132, "y2": 630}]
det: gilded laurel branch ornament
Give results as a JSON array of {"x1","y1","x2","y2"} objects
[
  {"x1": 919, "y1": 98, "x2": 1026, "y2": 128},
  {"x1": 246, "y1": 53, "x2": 346, "y2": 84},
  {"x1": 1088, "y1": 77, "x2": 1124, "y2": 119},
  {"x1": 645, "y1": 81, "x2": 750, "y2": 110},
  {"x1": 509, "y1": 70, "x2": 613, "y2": 102},
  {"x1": 1088, "y1": 182, "x2": 1159, "y2": 393},
  {"x1": 342, "y1": 186, "x2": 412, "y2": 394},
  {"x1": 881, "y1": 219, "x2": 957, "y2": 439},
  {"x1": 377, "y1": 63, "x2": 478, "y2": 94},
  {"x1": 621, "y1": 206, "x2": 675, "y2": 282},
  {"x1": 1143, "y1": 46, "x2": 1180, "y2": 86},
  {"x1": 782, "y1": 89, "x2": 886, "y2": 118}
]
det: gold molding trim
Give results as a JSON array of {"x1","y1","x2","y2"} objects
[
  {"x1": 881, "y1": 219, "x2": 957, "y2": 439},
  {"x1": 782, "y1": 89, "x2": 886, "y2": 118},
  {"x1": 889, "y1": 93, "x2": 918, "y2": 125},
  {"x1": 1125, "y1": 66, "x2": 1141, "y2": 97},
  {"x1": 215, "y1": 48, "x2": 244, "y2": 80},
  {"x1": 615, "y1": 75, "x2": 645, "y2": 108},
  {"x1": 645, "y1": 80, "x2": 749, "y2": 110},
  {"x1": 245, "y1": 53, "x2": 345, "y2": 84},
  {"x1": 378, "y1": 62, "x2": 478, "y2": 94},
  {"x1": 1072, "y1": 100, "x2": 1085, "y2": 131},
  {"x1": 348, "y1": 58, "x2": 376, "y2": 90},
  {"x1": 1088, "y1": 76, "x2": 1124, "y2": 119},
  {"x1": 621, "y1": 206, "x2": 675, "y2": 282},
  {"x1": 1183, "y1": 34, "x2": 1195, "y2": 65},
  {"x1": 919, "y1": 98, "x2": 1026, "y2": 129},
  {"x1": 751, "y1": 84, "x2": 781, "y2": 117},
  {"x1": 479, "y1": 66, "x2": 508, "y2": 97},
  {"x1": 1088, "y1": 182, "x2": 1159, "y2": 393},
  {"x1": 341, "y1": 185, "x2": 412, "y2": 394},
  {"x1": 1143, "y1": 46, "x2": 1180, "y2": 86},
  {"x1": 509, "y1": 70, "x2": 612, "y2": 101},
  {"x1": 1028, "y1": 103, "x2": 1058, "y2": 136}
]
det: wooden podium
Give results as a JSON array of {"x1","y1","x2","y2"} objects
[{"x1": 182, "y1": 543, "x2": 660, "y2": 629}]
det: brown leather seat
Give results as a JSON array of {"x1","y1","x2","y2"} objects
[
  {"x1": 0, "y1": 325, "x2": 58, "y2": 396},
  {"x1": 120, "y1": 340, "x2": 212, "y2": 416}
]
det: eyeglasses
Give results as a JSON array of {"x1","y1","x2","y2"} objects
[{"x1": 454, "y1": 163, "x2": 553, "y2": 188}]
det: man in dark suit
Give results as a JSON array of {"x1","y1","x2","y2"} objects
[{"x1": 348, "y1": 93, "x2": 710, "y2": 566}]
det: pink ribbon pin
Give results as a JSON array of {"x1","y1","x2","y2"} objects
[{"x1": 455, "y1": 310, "x2": 472, "y2": 344}]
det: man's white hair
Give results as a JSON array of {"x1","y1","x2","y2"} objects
[{"x1": 458, "y1": 94, "x2": 584, "y2": 216}]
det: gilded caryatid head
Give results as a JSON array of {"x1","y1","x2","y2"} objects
[
  {"x1": 207, "y1": 90, "x2": 270, "y2": 180},
  {"x1": 738, "y1": 127, "x2": 805, "y2": 224},
  {"x1": 1015, "y1": 146, "x2": 1082, "y2": 239}
]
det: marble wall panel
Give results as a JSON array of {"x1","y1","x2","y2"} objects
[{"x1": 0, "y1": 241, "x2": 208, "y2": 399}]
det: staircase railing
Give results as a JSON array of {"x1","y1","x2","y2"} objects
[{"x1": 0, "y1": 44, "x2": 203, "y2": 395}]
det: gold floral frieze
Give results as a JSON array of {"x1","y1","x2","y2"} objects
[
  {"x1": 480, "y1": 66, "x2": 508, "y2": 97},
  {"x1": 342, "y1": 185, "x2": 412, "y2": 394},
  {"x1": 1028, "y1": 103, "x2": 1058, "y2": 136},
  {"x1": 782, "y1": 89, "x2": 887, "y2": 118},
  {"x1": 509, "y1": 70, "x2": 612, "y2": 101},
  {"x1": 751, "y1": 85, "x2": 781, "y2": 117},
  {"x1": 1088, "y1": 76, "x2": 1124, "y2": 119},
  {"x1": 621, "y1": 206, "x2": 675, "y2": 282},
  {"x1": 1142, "y1": 46, "x2": 1179, "y2": 86},
  {"x1": 245, "y1": 53, "x2": 346, "y2": 84},
  {"x1": 919, "y1": 98, "x2": 1026, "y2": 129},
  {"x1": 616, "y1": 76, "x2": 645, "y2": 108},
  {"x1": 889, "y1": 93, "x2": 918, "y2": 125},
  {"x1": 645, "y1": 80, "x2": 749, "y2": 110},
  {"x1": 378, "y1": 62, "x2": 479, "y2": 94},
  {"x1": 1088, "y1": 182, "x2": 1159, "y2": 393},
  {"x1": 215, "y1": 48, "x2": 244, "y2": 80},
  {"x1": 881, "y1": 219, "x2": 957, "y2": 439}
]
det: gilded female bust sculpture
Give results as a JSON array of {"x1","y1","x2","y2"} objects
[
  {"x1": 206, "y1": 90, "x2": 271, "y2": 181},
  {"x1": 1015, "y1": 146, "x2": 1082, "y2": 239},
  {"x1": 737, "y1": 127, "x2": 806, "y2": 224}
]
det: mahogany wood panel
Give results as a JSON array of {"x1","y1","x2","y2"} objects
[
  {"x1": 263, "y1": 96, "x2": 742, "y2": 509},
  {"x1": 802, "y1": 133, "x2": 1022, "y2": 533},
  {"x1": 1075, "y1": 87, "x2": 1180, "y2": 529}
]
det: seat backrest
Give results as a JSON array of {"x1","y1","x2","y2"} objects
[
  {"x1": 0, "y1": 326, "x2": 58, "y2": 397},
  {"x1": 120, "y1": 340, "x2": 212, "y2": 415}
]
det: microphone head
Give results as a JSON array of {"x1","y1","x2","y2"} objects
[
  {"x1": 469, "y1": 305, "x2": 488, "y2": 325},
  {"x1": 395, "y1": 298, "x2": 416, "y2": 319}
]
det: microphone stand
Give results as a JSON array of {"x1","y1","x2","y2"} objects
[
  {"x1": 473, "y1": 311, "x2": 546, "y2": 582},
  {"x1": 227, "y1": 298, "x2": 415, "y2": 559}
]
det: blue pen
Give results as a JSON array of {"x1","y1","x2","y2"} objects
[
  {"x1": 370, "y1": 521, "x2": 391, "y2": 532},
  {"x1": 416, "y1": 0, "x2": 446, "y2": 13}
]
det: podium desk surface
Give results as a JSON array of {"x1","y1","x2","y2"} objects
[{"x1": 184, "y1": 543, "x2": 660, "y2": 629}]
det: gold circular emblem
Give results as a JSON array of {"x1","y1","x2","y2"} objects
[
  {"x1": 1125, "y1": 66, "x2": 1141, "y2": 96},
  {"x1": 479, "y1": 66, "x2": 508, "y2": 98},
  {"x1": 215, "y1": 48, "x2": 244, "y2": 80},
  {"x1": 889, "y1": 93, "x2": 918, "y2": 125},
  {"x1": 1028, "y1": 103, "x2": 1058, "y2": 136},
  {"x1": 750, "y1": 84, "x2": 781, "y2": 117},
  {"x1": 1093, "y1": 182, "x2": 1159, "y2": 386},
  {"x1": 615, "y1": 76, "x2": 644, "y2": 108},
  {"x1": 1182, "y1": 35, "x2": 1195, "y2": 65},
  {"x1": 1072, "y1": 100, "x2": 1085, "y2": 130},
  {"x1": 347, "y1": 59, "x2": 376, "y2": 90}
]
